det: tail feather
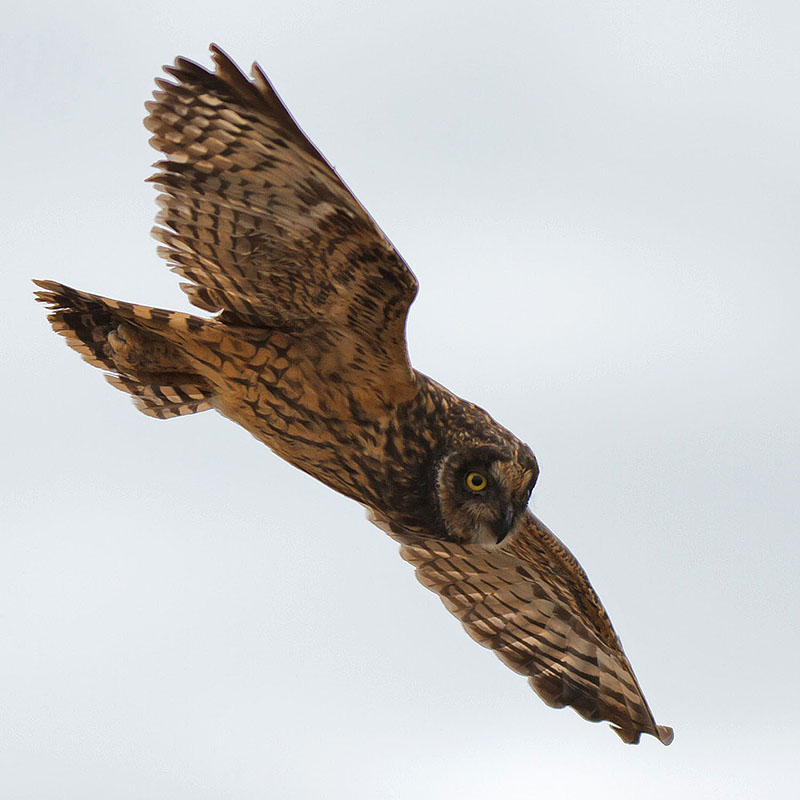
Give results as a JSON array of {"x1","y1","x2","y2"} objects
[
  {"x1": 34, "y1": 280, "x2": 216, "y2": 419},
  {"x1": 105, "y1": 374, "x2": 214, "y2": 419}
]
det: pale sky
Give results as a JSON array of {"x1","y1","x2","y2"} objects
[{"x1": 3, "y1": 1, "x2": 799, "y2": 797}]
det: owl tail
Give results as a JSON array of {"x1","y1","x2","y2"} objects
[{"x1": 34, "y1": 280, "x2": 217, "y2": 419}]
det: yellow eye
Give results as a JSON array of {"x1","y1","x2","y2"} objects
[{"x1": 465, "y1": 471, "x2": 488, "y2": 492}]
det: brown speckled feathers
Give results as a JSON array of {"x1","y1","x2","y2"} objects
[
  {"x1": 146, "y1": 45, "x2": 418, "y2": 404},
  {"x1": 376, "y1": 513, "x2": 673, "y2": 745},
  {"x1": 35, "y1": 45, "x2": 672, "y2": 746}
]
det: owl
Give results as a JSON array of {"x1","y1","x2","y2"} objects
[{"x1": 35, "y1": 45, "x2": 672, "y2": 746}]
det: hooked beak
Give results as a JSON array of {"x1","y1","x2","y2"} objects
[{"x1": 494, "y1": 507, "x2": 516, "y2": 544}]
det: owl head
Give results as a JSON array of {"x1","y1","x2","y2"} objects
[{"x1": 434, "y1": 444, "x2": 538, "y2": 546}]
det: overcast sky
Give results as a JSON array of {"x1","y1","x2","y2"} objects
[{"x1": 2, "y1": 1, "x2": 799, "y2": 797}]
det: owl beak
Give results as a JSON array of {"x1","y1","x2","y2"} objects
[{"x1": 494, "y1": 507, "x2": 516, "y2": 544}]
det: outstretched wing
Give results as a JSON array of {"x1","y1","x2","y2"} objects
[
  {"x1": 146, "y1": 45, "x2": 419, "y2": 396},
  {"x1": 379, "y1": 511, "x2": 673, "y2": 745}
]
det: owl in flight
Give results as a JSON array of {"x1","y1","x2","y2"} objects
[{"x1": 35, "y1": 45, "x2": 672, "y2": 746}]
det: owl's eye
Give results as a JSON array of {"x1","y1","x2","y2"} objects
[{"x1": 465, "y1": 471, "x2": 488, "y2": 492}]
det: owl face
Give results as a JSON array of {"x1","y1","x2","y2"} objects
[{"x1": 435, "y1": 445, "x2": 539, "y2": 546}]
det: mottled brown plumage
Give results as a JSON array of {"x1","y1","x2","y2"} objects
[{"x1": 34, "y1": 45, "x2": 672, "y2": 746}]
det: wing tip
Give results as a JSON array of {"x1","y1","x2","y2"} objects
[
  {"x1": 208, "y1": 42, "x2": 236, "y2": 75},
  {"x1": 656, "y1": 724, "x2": 675, "y2": 745},
  {"x1": 33, "y1": 278, "x2": 61, "y2": 294},
  {"x1": 208, "y1": 43, "x2": 261, "y2": 101},
  {"x1": 208, "y1": 42, "x2": 232, "y2": 63},
  {"x1": 611, "y1": 722, "x2": 674, "y2": 746}
]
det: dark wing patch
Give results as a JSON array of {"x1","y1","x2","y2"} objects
[
  {"x1": 378, "y1": 511, "x2": 673, "y2": 745},
  {"x1": 145, "y1": 45, "x2": 419, "y2": 396}
]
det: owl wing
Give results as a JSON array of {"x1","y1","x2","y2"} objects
[
  {"x1": 145, "y1": 45, "x2": 419, "y2": 396},
  {"x1": 376, "y1": 511, "x2": 673, "y2": 745}
]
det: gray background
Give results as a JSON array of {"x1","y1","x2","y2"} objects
[{"x1": 3, "y1": 1, "x2": 798, "y2": 797}]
